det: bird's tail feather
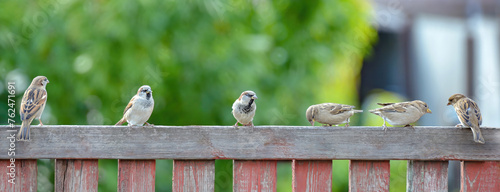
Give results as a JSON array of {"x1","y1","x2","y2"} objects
[
  {"x1": 471, "y1": 126, "x2": 485, "y2": 144},
  {"x1": 115, "y1": 118, "x2": 126, "y2": 126},
  {"x1": 17, "y1": 121, "x2": 30, "y2": 141},
  {"x1": 369, "y1": 110, "x2": 379, "y2": 115}
]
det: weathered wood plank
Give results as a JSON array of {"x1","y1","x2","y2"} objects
[
  {"x1": 0, "y1": 126, "x2": 499, "y2": 160},
  {"x1": 233, "y1": 160, "x2": 277, "y2": 192},
  {"x1": 292, "y1": 160, "x2": 332, "y2": 192},
  {"x1": 406, "y1": 160, "x2": 448, "y2": 192},
  {"x1": 349, "y1": 160, "x2": 390, "y2": 192},
  {"x1": 460, "y1": 161, "x2": 500, "y2": 191},
  {"x1": 173, "y1": 160, "x2": 215, "y2": 192},
  {"x1": 55, "y1": 159, "x2": 99, "y2": 192},
  {"x1": 0, "y1": 159, "x2": 37, "y2": 192},
  {"x1": 117, "y1": 160, "x2": 155, "y2": 192}
]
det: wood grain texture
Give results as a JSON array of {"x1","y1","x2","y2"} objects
[
  {"x1": 173, "y1": 160, "x2": 215, "y2": 192},
  {"x1": 0, "y1": 159, "x2": 37, "y2": 192},
  {"x1": 117, "y1": 160, "x2": 156, "y2": 192},
  {"x1": 460, "y1": 161, "x2": 500, "y2": 192},
  {"x1": 233, "y1": 160, "x2": 277, "y2": 192},
  {"x1": 292, "y1": 160, "x2": 332, "y2": 192},
  {"x1": 349, "y1": 160, "x2": 390, "y2": 192},
  {"x1": 406, "y1": 160, "x2": 448, "y2": 192},
  {"x1": 0, "y1": 126, "x2": 499, "y2": 160},
  {"x1": 55, "y1": 159, "x2": 98, "y2": 192}
]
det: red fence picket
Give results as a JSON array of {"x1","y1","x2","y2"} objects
[
  {"x1": 349, "y1": 160, "x2": 390, "y2": 192},
  {"x1": 118, "y1": 160, "x2": 156, "y2": 192},
  {"x1": 233, "y1": 160, "x2": 277, "y2": 192},
  {"x1": 173, "y1": 160, "x2": 215, "y2": 192},
  {"x1": 292, "y1": 160, "x2": 332, "y2": 192}
]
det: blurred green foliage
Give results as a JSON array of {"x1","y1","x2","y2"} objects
[{"x1": 0, "y1": 0, "x2": 382, "y2": 191}]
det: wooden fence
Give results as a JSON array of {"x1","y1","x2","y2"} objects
[{"x1": 0, "y1": 125, "x2": 499, "y2": 191}]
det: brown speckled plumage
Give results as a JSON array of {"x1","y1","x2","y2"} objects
[
  {"x1": 18, "y1": 76, "x2": 49, "y2": 141},
  {"x1": 115, "y1": 85, "x2": 154, "y2": 126},
  {"x1": 306, "y1": 103, "x2": 362, "y2": 127},
  {"x1": 232, "y1": 90, "x2": 258, "y2": 127},
  {"x1": 369, "y1": 100, "x2": 432, "y2": 131},
  {"x1": 447, "y1": 94, "x2": 484, "y2": 144}
]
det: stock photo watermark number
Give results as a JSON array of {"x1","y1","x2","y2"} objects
[{"x1": 7, "y1": 82, "x2": 17, "y2": 184}]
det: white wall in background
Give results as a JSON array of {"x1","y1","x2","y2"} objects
[
  {"x1": 412, "y1": 14, "x2": 467, "y2": 126},
  {"x1": 412, "y1": 14, "x2": 500, "y2": 127},
  {"x1": 473, "y1": 17, "x2": 500, "y2": 127}
]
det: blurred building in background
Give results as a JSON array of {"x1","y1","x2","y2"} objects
[{"x1": 361, "y1": 0, "x2": 500, "y2": 191}]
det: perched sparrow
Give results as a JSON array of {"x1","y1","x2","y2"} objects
[
  {"x1": 369, "y1": 100, "x2": 432, "y2": 131},
  {"x1": 447, "y1": 94, "x2": 485, "y2": 144},
  {"x1": 306, "y1": 103, "x2": 363, "y2": 127},
  {"x1": 17, "y1": 76, "x2": 49, "y2": 141},
  {"x1": 232, "y1": 90, "x2": 258, "y2": 127},
  {"x1": 115, "y1": 85, "x2": 154, "y2": 126}
]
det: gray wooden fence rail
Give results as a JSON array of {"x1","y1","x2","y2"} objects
[{"x1": 1, "y1": 125, "x2": 499, "y2": 191}]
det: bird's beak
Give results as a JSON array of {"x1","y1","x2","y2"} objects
[
  {"x1": 426, "y1": 109, "x2": 432, "y2": 113},
  {"x1": 147, "y1": 89, "x2": 152, "y2": 93},
  {"x1": 446, "y1": 102, "x2": 451, "y2": 106},
  {"x1": 252, "y1": 95, "x2": 258, "y2": 99},
  {"x1": 309, "y1": 120, "x2": 314, "y2": 126},
  {"x1": 46, "y1": 80, "x2": 50, "y2": 83}
]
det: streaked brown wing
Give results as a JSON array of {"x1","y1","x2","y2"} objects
[
  {"x1": 377, "y1": 103, "x2": 395, "y2": 106},
  {"x1": 468, "y1": 99, "x2": 482, "y2": 126},
  {"x1": 20, "y1": 87, "x2": 47, "y2": 121},
  {"x1": 328, "y1": 104, "x2": 343, "y2": 115},
  {"x1": 337, "y1": 105, "x2": 356, "y2": 114},
  {"x1": 381, "y1": 102, "x2": 407, "y2": 113},
  {"x1": 456, "y1": 99, "x2": 479, "y2": 127},
  {"x1": 321, "y1": 104, "x2": 353, "y2": 115},
  {"x1": 123, "y1": 96, "x2": 135, "y2": 115}
]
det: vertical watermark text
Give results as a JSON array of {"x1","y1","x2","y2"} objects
[{"x1": 6, "y1": 82, "x2": 17, "y2": 184}]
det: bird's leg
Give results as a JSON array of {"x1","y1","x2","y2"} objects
[
  {"x1": 38, "y1": 119, "x2": 44, "y2": 126},
  {"x1": 383, "y1": 118, "x2": 388, "y2": 132},
  {"x1": 233, "y1": 122, "x2": 239, "y2": 128},
  {"x1": 145, "y1": 122, "x2": 154, "y2": 127},
  {"x1": 247, "y1": 122, "x2": 254, "y2": 128},
  {"x1": 455, "y1": 124, "x2": 464, "y2": 128},
  {"x1": 345, "y1": 118, "x2": 351, "y2": 127}
]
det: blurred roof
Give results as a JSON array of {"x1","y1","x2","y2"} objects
[
  {"x1": 373, "y1": 0, "x2": 500, "y2": 31},
  {"x1": 375, "y1": 0, "x2": 499, "y2": 17}
]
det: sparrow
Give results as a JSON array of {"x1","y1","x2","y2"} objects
[
  {"x1": 447, "y1": 94, "x2": 485, "y2": 144},
  {"x1": 306, "y1": 103, "x2": 363, "y2": 127},
  {"x1": 17, "y1": 76, "x2": 49, "y2": 141},
  {"x1": 369, "y1": 100, "x2": 432, "y2": 131},
  {"x1": 232, "y1": 90, "x2": 258, "y2": 127},
  {"x1": 115, "y1": 85, "x2": 154, "y2": 126}
]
